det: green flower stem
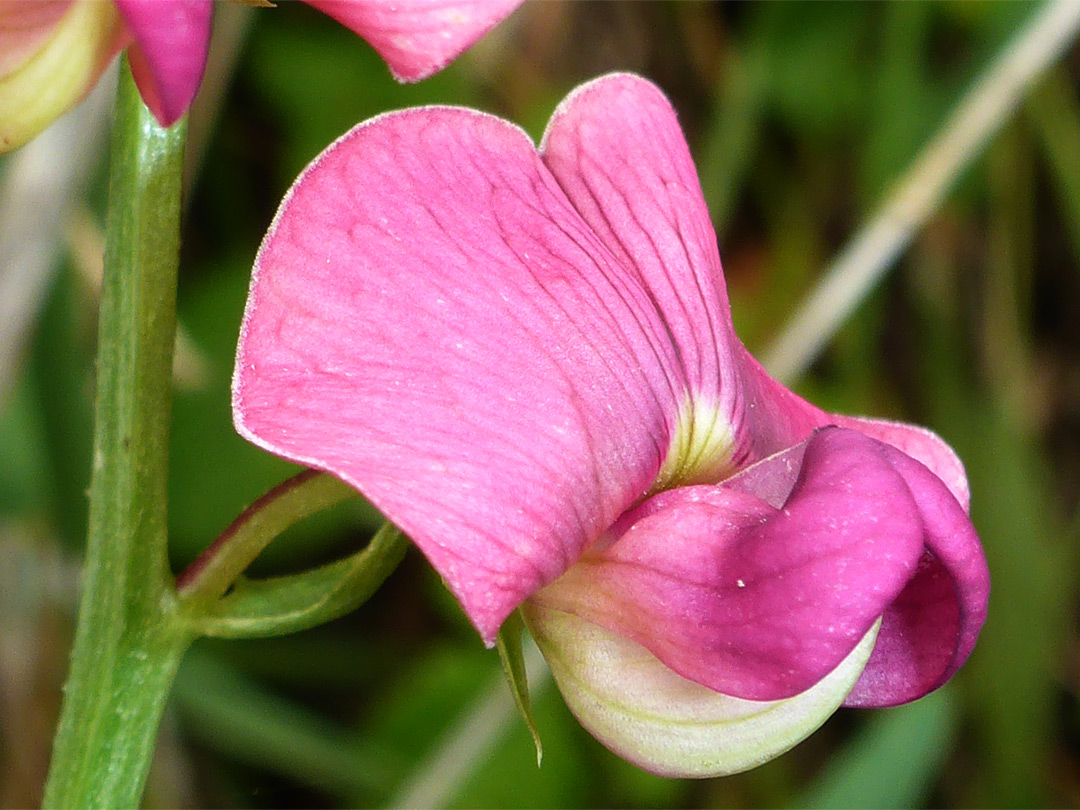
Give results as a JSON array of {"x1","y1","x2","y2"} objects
[
  {"x1": 190, "y1": 520, "x2": 409, "y2": 638},
  {"x1": 175, "y1": 469, "x2": 358, "y2": 608},
  {"x1": 176, "y1": 468, "x2": 408, "y2": 638},
  {"x1": 43, "y1": 59, "x2": 189, "y2": 809}
]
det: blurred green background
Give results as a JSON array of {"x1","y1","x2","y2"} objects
[{"x1": 2, "y1": 1, "x2": 1079, "y2": 807}]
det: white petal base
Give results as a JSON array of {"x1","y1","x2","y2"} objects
[{"x1": 524, "y1": 604, "x2": 880, "y2": 778}]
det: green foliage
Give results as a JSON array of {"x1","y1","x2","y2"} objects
[{"x1": 794, "y1": 688, "x2": 958, "y2": 809}]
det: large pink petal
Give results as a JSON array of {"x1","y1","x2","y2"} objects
[
  {"x1": 115, "y1": 0, "x2": 212, "y2": 127},
  {"x1": 234, "y1": 106, "x2": 695, "y2": 643},
  {"x1": 531, "y1": 428, "x2": 926, "y2": 701},
  {"x1": 305, "y1": 0, "x2": 522, "y2": 83}
]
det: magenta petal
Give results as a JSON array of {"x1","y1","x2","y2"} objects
[
  {"x1": 843, "y1": 445, "x2": 989, "y2": 707},
  {"x1": 305, "y1": 0, "x2": 522, "y2": 83},
  {"x1": 725, "y1": 424, "x2": 986, "y2": 706},
  {"x1": 736, "y1": 349, "x2": 972, "y2": 511},
  {"x1": 532, "y1": 428, "x2": 926, "y2": 701},
  {"x1": 234, "y1": 106, "x2": 696, "y2": 643},
  {"x1": 115, "y1": 0, "x2": 211, "y2": 127},
  {"x1": 836, "y1": 414, "x2": 971, "y2": 511}
]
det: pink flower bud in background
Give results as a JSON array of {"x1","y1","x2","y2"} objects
[{"x1": 0, "y1": 0, "x2": 521, "y2": 152}]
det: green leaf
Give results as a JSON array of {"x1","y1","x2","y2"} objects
[
  {"x1": 496, "y1": 610, "x2": 543, "y2": 766},
  {"x1": 192, "y1": 521, "x2": 408, "y2": 638}
]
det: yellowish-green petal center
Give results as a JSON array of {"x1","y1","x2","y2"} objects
[{"x1": 652, "y1": 397, "x2": 736, "y2": 492}]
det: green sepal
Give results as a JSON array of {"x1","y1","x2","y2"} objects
[
  {"x1": 189, "y1": 522, "x2": 408, "y2": 638},
  {"x1": 496, "y1": 609, "x2": 543, "y2": 766}
]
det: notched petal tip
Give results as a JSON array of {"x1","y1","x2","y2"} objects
[{"x1": 540, "y1": 71, "x2": 667, "y2": 149}]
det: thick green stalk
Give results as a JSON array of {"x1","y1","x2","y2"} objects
[{"x1": 43, "y1": 60, "x2": 190, "y2": 809}]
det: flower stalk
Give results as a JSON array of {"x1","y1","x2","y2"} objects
[
  {"x1": 176, "y1": 469, "x2": 356, "y2": 604},
  {"x1": 42, "y1": 58, "x2": 190, "y2": 809}
]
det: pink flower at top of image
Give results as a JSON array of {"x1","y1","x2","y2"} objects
[
  {"x1": 0, "y1": 0, "x2": 522, "y2": 152},
  {"x1": 232, "y1": 73, "x2": 990, "y2": 776}
]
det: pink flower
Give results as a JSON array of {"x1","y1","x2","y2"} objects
[
  {"x1": 232, "y1": 73, "x2": 989, "y2": 775},
  {"x1": 0, "y1": 0, "x2": 521, "y2": 152}
]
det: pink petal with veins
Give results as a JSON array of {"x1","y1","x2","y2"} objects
[
  {"x1": 541, "y1": 74, "x2": 742, "y2": 433},
  {"x1": 537, "y1": 73, "x2": 973, "y2": 501},
  {"x1": 234, "y1": 103, "x2": 697, "y2": 643},
  {"x1": 305, "y1": 0, "x2": 522, "y2": 83},
  {"x1": 115, "y1": 0, "x2": 212, "y2": 127}
]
